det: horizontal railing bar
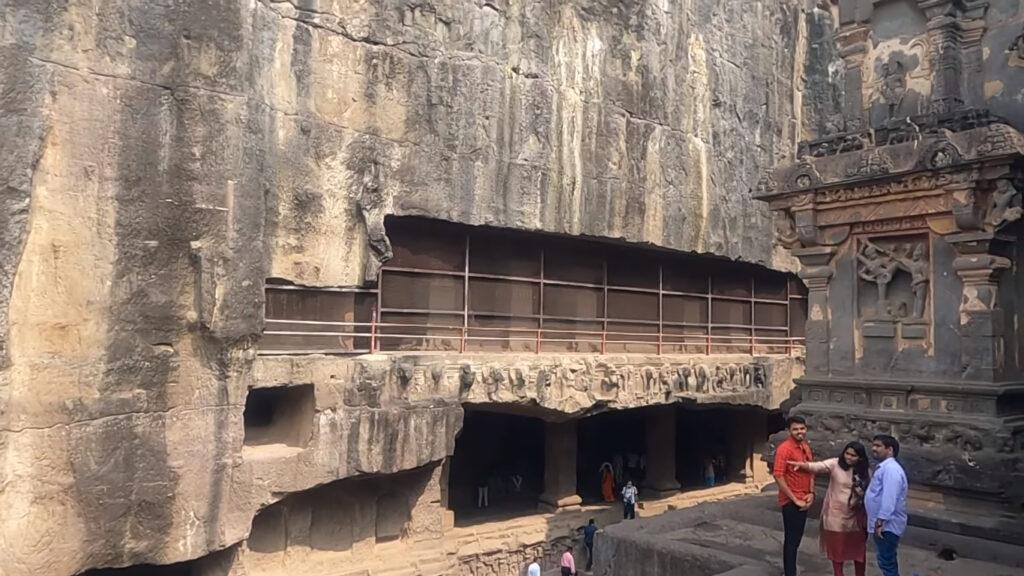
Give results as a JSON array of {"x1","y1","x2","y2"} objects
[
  {"x1": 264, "y1": 333, "x2": 805, "y2": 344},
  {"x1": 266, "y1": 319, "x2": 365, "y2": 326},
  {"x1": 264, "y1": 323, "x2": 803, "y2": 338},
  {"x1": 266, "y1": 284, "x2": 378, "y2": 294}
]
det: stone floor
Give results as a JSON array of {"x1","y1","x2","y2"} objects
[{"x1": 592, "y1": 492, "x2": 1024, "y2": 576}]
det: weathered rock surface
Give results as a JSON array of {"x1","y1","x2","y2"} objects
[{"x1": 0, "y1": 0, "x2": 813, "y2": 574}]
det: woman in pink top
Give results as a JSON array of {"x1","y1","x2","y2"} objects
[
  {"x1": 789, "y1": 441, "x2": 870, "y2": 576},
  {"x1": 559, "y1": 545, "x2": 576, "y2": 576}
]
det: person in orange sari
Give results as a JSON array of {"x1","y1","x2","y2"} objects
[
  {"x1": 600, "y1": 462, "x2": 615, "y2": 502},
  {"x1": 790, "y1": 441, "x2": 870, "y2": 576}
]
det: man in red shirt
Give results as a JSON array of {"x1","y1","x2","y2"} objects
[{"x1": 773, "y1": 415, "x2": 814, "y2": 576}]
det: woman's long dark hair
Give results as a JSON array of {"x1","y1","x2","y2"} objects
[{"x1": 838, "y1": 441, "x2": 870, "y2": 507}]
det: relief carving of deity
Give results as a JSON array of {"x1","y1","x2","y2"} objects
[{"x1": 857, "y1": 241, "x2": 899, "y2": 306}]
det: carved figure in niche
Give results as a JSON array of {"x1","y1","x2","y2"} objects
[
  {"x1": 879, "y1": 60, "x2": 906, "y2": 120},
  {"x1": 1010, "y1": 29, "x2": 1024, "y2": 60},
  {"x1": 711, "y1": 365, "x2": 727, "y2": 393},
  {"x1": 395, "y1": 362, "x2": 415, "y2": 389},
  {"x1": 642, "y1": 367, "x2": 657, "y2": 393},
  {"x1": 429, "y1": 363, "x2": 445, "y2": 388},
  {"x1": 741, "y1": 365, "x2": 753, "y2": 389},
  {"x1": 694, "y1": 364, "x2": 710, "y2": 393},
  {"x1": 356, "y1": 161, "x2": 394, "y2": 281},
  {"x1": 930, "y1": 148, "x2": 952, "y2": 168},
  {"x1": 458, "y1": 364, "x2": 476, "y2": 395},
  {"x1": 349, "y1": 364, "x2": 387, "y2": 408},
  {"x1": 895, "y1": 243, "x2": 930, "y2": 319},
  {"x1": 678, "y1": 366, "x2": 695, "y2": 393},
  {"x1": 484, "y1": 367, "x2": 506, "y2": 400},
  {"x1": 774, "y1": 211, "x2": 800, "y2": 248},
  {"x1": 752, "y1": 365, "x2": 768, "y2": 389},
  {"x1": 858, "y1": 241, "x2": 899, "y2": 308},
  {"x1": 535, "y1": 369, "x2": 551, "y2": 403},
  {"x1": 600, "y1": 366, "x2": 622, "y2": 395},
  {"x1": 658, "y1": 366, "x2": 672, "y2": 391},
  {"x1": 726, "y1": 364, "x2": 742, "y2": 391},
  {"x1": 510, "y1": 368, "x2": 528, "y2": 398},
  {"x1": 986, "y1": 179, "x2": 1023, "y2": 229}
]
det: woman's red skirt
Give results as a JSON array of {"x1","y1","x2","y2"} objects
[{"x1": 819, "y1": 529, "x2": 867, "y2": 562}]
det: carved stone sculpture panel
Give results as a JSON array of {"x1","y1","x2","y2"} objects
[{"x1": 856, "y1": 235, "x2": 930, "y2": 323}]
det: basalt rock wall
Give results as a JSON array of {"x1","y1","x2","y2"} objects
[{"x1": 0, "y1": 1, "x2": 811, "y2": 575}]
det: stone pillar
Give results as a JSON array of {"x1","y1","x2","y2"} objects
[
  {"x1": 439, "y1": 458, "x2": 455, "y2": 531},
  {"x1": 949, "y1": 232, "x2": 1012, "y2": 381},
  {"x1": 643, "y1": 406, "x2": 681, "y2": 498},
  {"x1": 539, "y1": 420, "x2": 582, "y2": 510},
  {"x1": 793, "y1": 246, "x2": 837, "y2": 377}
]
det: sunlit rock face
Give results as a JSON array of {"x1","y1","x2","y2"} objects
[{"x1": 0, "y1": 1, "x2": 813, "y2": 574}]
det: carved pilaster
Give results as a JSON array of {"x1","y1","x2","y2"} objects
[
  {"x1": 920, "y1": 1, "x2": 964, "y2": 113},
  {"x1": 836, "y1": 24, "x2": 872, "y2": 129},
  {"x1": 948, "y1": 231, "x2": 1012, "y2": 381},
  {"x1": 958, "y1": 8, "x2": 988, "y2": 106},
  {"x1": 794, "y1": 246, "x2": 837, "y2": 376}
]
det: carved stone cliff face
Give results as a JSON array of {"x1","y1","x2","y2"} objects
[
  {"x1": 0, "y1": 1, "x2": 809, "y2": 575},
  {"x1": 262, "y1": 0, "x2": 807, "y2": 286}
]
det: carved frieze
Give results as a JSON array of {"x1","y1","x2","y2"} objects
[
  {"x1": 815, "y1": 172, "x2": 966, "y2": 204},
  {"x1": 435, "y1": 357, "x2": 784, "y2": 413},
  {"x1": 817, "y1": 193, "x2": 952, "y2": 227},
  {"x1": 850, "y1": 216, "x2": 928, "y2": 234}
]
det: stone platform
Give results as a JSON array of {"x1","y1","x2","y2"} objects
[{"x1": 592, "y1": 493, "x2": 1024, "y2": 576}]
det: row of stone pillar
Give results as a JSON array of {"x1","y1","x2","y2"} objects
[{"x1": 538, "y1": 406, "x2": 682, "y2": 509}]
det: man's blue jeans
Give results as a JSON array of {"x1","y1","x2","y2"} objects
[{"x1": 873, "y1": 531, "x2": 900, "y2": 576}]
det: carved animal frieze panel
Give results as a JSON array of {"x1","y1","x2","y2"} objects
[{"x1": 386, "y1": 357, "x2": 784, "y2": 413}]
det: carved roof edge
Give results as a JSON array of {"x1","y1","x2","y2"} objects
[{"x1": 755, "y1": 113, "x2": 1024, "y2": 201}]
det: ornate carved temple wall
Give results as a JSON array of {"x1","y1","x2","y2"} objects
[
  {"x1": 760, "y1": 0, "x2": 1024, "y2": 515},
  {"x1": 4, "y1": 0, "x2": 1022, "y2": 575}
]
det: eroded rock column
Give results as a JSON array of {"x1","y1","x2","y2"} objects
[
  {"x1": 643, "y1": 406, "x2": 681, "y2": 498},
  {"x1": 539, "y1": 420, "x2": 582, "y2": 510}
]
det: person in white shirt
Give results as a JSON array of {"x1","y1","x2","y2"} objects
[
  {"x1": 621, "y1": 480, "x2": 639, "y2": 519},
  {"x1": 527, "y1": 560, "x2": 541, "y2": 576}
]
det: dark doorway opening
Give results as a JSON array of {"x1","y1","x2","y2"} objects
[
  {"x1": 676, "y1": 406, "x2": 752, "y2": 489},
  {"x1": 448, "y1": 408, "x2": 545, "y2": 524},
  {"x1": 577, "y1": 409, "x2": 647, "y2": 503},
  {"x1": 243, "y1": 384, "x2": 314, "y2": 448}
]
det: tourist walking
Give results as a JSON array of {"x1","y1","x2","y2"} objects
[
  {"x1": 560, "y1": 545, "x2": 576, "y2": 576},
  {"x1": 773, "y1": 416, "x2": 814, "y2": 576},
  {"x1": 621, "y1": 480, "x2": 638, "y2": 519},
  {"x1": 599, "y1": 462, "x2": 615, "y2": 502},
  {"x1": 582, "y1": 518, "x2": 599, "y2": 570},
  {"x1": 866, "y1": 435, "x2": 908, "y2": 576},
  {"x1": 703, "y1": 457, "x2": 716, "y2": 487},
  {"x1": 788, "y1": 441, "x2": 870, "y2": 576},
  {"x1": 526, "y1": 559, "x2": 541, "y2": 576}
]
